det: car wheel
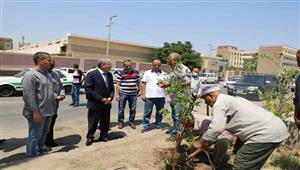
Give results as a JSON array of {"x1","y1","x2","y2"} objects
[
  {"x1": 64, "y1": 85, "x2": 72, "y2": 95},
  {"x1": 0, "y1": 85, "x2": 15, "y2": 97}
]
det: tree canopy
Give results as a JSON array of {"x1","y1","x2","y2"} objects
[{"x1": 151, "y1": 41, "x2": 202, "y2": 70}]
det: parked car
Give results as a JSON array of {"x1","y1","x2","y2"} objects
[
  {"x1": 0, "y1": 68, "x2": 73, "y2": 97},
  {"x1": 111, "y1": 68, "x2": 122, "y2": 84},
  {"x1": 223, "y1": 76, "x2": 242, "y2": 88},
  {"x1": 218, "y1": 76, "x2": 224, "y2": 82},
  {"x1": 199, "y1": 73, "x2": 218, "y2": 84},
  {"x1": 227, "y1": 74, "x2": 279, "y2": 100}
]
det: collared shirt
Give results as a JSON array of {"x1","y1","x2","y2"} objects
[
  {"x1": 165, "y1": 64, "x2": 192, "y2": 102},
  {"x1": 191, "y1": 76, "x2": 203, "y2": 96},
  {"x1": 166, "y1": 64, "x2": 191, "y2": 84},
  {"x1": 142, "y1": 69, "x2": 166, "y2": 98},
  {"x1": 117, "y1": 69, "x2": 140, "y2": 95},
  {"x1": 22, "y1": 69, "x2": 55, "y2": 118},
  {"x1": 98, "y1": 68, "x2": 108, "y2": 84},
  {"x1": 203, "y1": 94, "x2": 289, "y2": 144}
]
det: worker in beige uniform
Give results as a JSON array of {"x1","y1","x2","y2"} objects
[
  {"x1": 177, "y1": 114, "x2": 233, "y2": 169},
  {"x1": 188, "y1": 85, "x2": 289, "y2": 170}
]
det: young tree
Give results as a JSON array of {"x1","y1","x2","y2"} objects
[{"x1": 151, "y1": 41, "x2": 202, "y2": 70}]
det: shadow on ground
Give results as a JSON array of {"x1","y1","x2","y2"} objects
[
  {"x1": 0, "y1": 138, "x2": 26, "y2": 152},
  {"x1": 0, "y1": 134, "x2": 82, "y2": 168},
  {"x1": 53, "y1": 134, "x2": 81, "y2": 153}
]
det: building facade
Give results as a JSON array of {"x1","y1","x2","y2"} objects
[
  {"x1": 0, "y1": 37, "x2": 13, "y2": 50},
  {"x1": 201, "y1": 55, "x2": 227, "y2": 77},
  {"x1": 257, "y1": 45, "x2": 298, "y2": 74},
  {"x1": 217, "y1": 45, "x2": 256, "y2": 68},
  {"x1": 10, "y1": 33, "x2": 157, "y2": 70}
]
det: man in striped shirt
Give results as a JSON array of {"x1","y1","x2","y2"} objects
[{"x1": 115, "y1": 59, "x2": 141, "y2": 129}]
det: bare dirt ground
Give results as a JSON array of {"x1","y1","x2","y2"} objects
[{"x1": 1, "y1": 102, "x2": 297, "y2": 169}]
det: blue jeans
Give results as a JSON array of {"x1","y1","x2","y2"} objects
[
  {"x1": 71, "y1": 84, "x2": 80, "y2": 105},
  {"x1": 143, "y1": 98, "x2": 165, "y2": 129},
  {"x1": 26, "y1": 115, "x2": 52, "y2": 157},
  {"x1": 170, "y1": 102, "x2": 180, "y2": 136},
  {"x1": 118, "y1": 93, "x2": 137, "y2": 123}
]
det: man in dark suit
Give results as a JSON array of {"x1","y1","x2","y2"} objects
[{"x1": 84, "y1": 59, "x2": 114, "y2": 146}]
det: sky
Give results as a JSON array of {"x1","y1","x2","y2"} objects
[{"x1": 1, "y1": 0, "x2": 299, "y2": 55}]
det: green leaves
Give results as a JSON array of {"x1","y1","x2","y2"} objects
[
  {"x1": 259, "y1": 68, "x2": 299, "y2": 118},
  {"x1": 151, "y1": 41, "x2": 202, "y2": 70},
  {"x1": 161, "y1": 62, "x2": 200, "y2": 144}
]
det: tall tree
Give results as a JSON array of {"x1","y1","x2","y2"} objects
[
  {"x1": 243, "y1": 53, "x2": 268, "y2": 72},
  {"x1": 243, "y1": 56, "x2": 258, "y2": 72},
  {"x1": 151, "y1": 41, "x2": 202, "y2": 70}
]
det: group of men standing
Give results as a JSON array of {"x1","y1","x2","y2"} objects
[
  {"x1": 21, "y1": 50, "x2": 297, "y2": 169},
  {"x1": 84, "y1": 52, "x2": 192, "y2": 146}
]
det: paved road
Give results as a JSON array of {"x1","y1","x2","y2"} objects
[{"x1": 0, "y1": 83, "x2": 227, "y2": 138}]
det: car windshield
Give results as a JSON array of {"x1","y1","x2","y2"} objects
[
  {"x1": 14, "y1": 69, "x2": 30, "y2": 78},
  {"x1": 54, "y1": 70, "x2": 66, "y2": 78},
  {"x1": 241, "y1": 76, "x2": 264, "y2": 84},
  {"x1": 232, "y1": 77, "x2": 241, "y2": 82},
  {"x1": 199, "y1": 74, "x2": 207, "y2": 77}
]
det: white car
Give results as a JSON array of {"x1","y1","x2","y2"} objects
[
  {"x1": 0, "y1": 68, "x2": 73, "y2": 97},
  {"x1": 111, "y1": 68, "x2": 122, "y2": 83},
  {"x1": 199, "y1": 73, "x2": 218, "y2": 84},
  {"x1": 223, "y1": 76, "x2": 242, "y2": 88}
]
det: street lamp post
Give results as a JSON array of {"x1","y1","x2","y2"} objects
[{"x1": 105, "y1": 15, "x2": 117, "y2": 59}]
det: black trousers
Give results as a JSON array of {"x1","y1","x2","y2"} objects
[
  {"x1": 86, "y1": 108, "x2": 110, "y2": 139},
  {"x1": 45, "y1": 114, "x2": 57, "y2": 144}
]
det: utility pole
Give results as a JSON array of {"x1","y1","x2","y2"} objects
[
  {"x1": 105, "y1": 15, "x2": 118, "y2": 59},
  {"x1": 208, "y1": 44, "x2": 215, "y2": 57}
]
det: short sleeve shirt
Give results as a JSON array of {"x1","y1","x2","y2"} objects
[{"x1": 141, "y1": 70, "x2": 166, "y2": 98}]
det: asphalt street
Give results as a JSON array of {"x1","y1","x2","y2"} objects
[{"x1": 0, "y1": 83, "x2": 227, "y2": 139}]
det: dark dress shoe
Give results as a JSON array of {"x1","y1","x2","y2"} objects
[
  {"x1": 129, "y1": 123, "x2": 136, "y2": 129},
  {"x1": 46, "y1": 142, "x2": 59, "y2": 147},
  {"x1": 99, "y1": 138, "x2": 108, "y2": 142},
  {"x1": 117, "y1": 123, "x2": 124, "y2": 129},
  {"x1": 85, "y1": 138, "x2": 93, "y2": 146}
]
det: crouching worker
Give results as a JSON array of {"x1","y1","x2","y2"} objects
[
  {"x1": 176, "y1": 114, "x2": 233, "y2": 169},
  {"x1": 188, "y1": 85, "x2": 289, "y2": 170}
]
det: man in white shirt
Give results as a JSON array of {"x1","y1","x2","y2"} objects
[
  {"x1": 191, "y1": 67, "x2": 202, "y2": 99},
  {"x1": 188, "y1": 85, "x2": 289, "y2": 169},
  {"x1": 141, "y1": 59, "x2": 166, "y2": 133}
]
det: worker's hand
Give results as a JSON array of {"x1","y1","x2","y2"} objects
[
  {"x1": 187, "y1": 148, "x2": 203, "y2": 161},
  {"x1": 106, "y1": 97, "x2": 112, "y2": 105},
  {"x1": 33, "y1": 111, "x2": 42, "y2": 124},
  {"x1": 115, "y1": 95, "x2": 120, "y2": 102},
  {"x1": 158, "y1": 81, "x2": 168, "y2": 88},
  {"x1": 141, "y1": 95, "x2": 146, "y2": 102},
  {"x1": 101, "y1": 98, "x2": 108, "y2": 104},
  {"x1": 56, "y1": 95, "x2": 65, "y2": 101}
]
